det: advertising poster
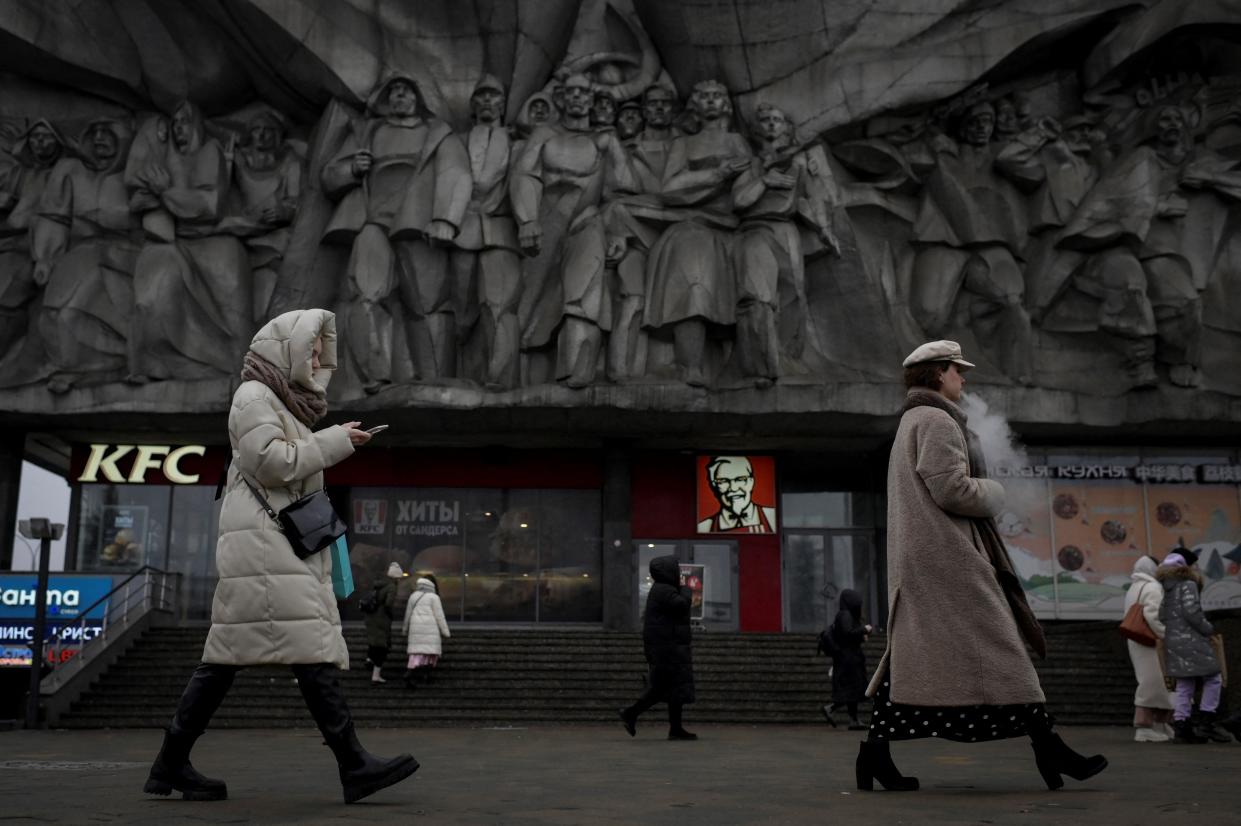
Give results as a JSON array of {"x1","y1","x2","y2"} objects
[
  {"x1": 0, "y1": 575, "x2": 112, "y2": 667},
  {"x1": 1146, "y1": 484, "x2": 1241, "y2": 611},
  {"x1": 98, "y1": 505, "x2": 147, "y2": 567},
  {"x1": 1045, "y1": 480, "x2": 1151, "y2": 618},
  {"x1": 352, "y1": 498, "x2": 389, "y2": 538},
  {"x1": 696, "y1": 455, "x2": 777, "y2": 534},
  {"x1": 993, "y1": 476, "x2": 1057, "y2": 614},
  {"x1": 679, "y1": 564, "x2": 705, "y2": 621}
]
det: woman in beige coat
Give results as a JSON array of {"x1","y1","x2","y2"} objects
[
  {"x1": 1124, "y1": 555, "x2": 1174, "y2": 741},
  {"x1": 144, "y1": 309, "x2": 418, "y2": 804},
  {"x1": 858, "y1": 340, "x2": 1107, "y2": 792}
]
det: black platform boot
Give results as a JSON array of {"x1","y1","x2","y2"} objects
[
  {"x1": 1194, "y1": 712, "x2": 1233, "y2": 744},
  {"x1": 1172, "y1": 718, "x2": 1207, "y2": 744},
  {"x1": 294, "y1": 663, "x2": 419, "y2": 803},
  {"x1": 143, "y1": 663, "x2": 236, "y2": 800},
  {"x1": 1029, "y1": 729, "x2": 1108, "y2": 790},
  {"x1": 143, "y1": 728, "x2": 228, "y2": 800},
  {"x1": 855, "y1": 740, "x2": 919, "y2": 791},
  {"x1": 1219, "y1": 711, "x2": 1241, "y2": 743}
]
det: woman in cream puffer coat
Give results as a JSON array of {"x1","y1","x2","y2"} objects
[
  {"x1": 144, "y1": 309, "x2": 418, "y2": 805},
  {"x1": 403, "y1": 577, "x2": 451, "y2": 686}
]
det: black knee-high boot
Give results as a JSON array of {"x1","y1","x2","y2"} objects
[
  {"x1": 855, "y1": 740, "x2": 919, "y2": 791},
  {"x1": 293, "y1": 663, "x2": 419, "y2": 803},
  {"x1": 1029, "y1": 728, "x2": 1108, "y2": 790},
  {"x1": 144, "y1": 663, "x2": 238, "y2": 800}
]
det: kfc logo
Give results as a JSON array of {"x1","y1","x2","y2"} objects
[{"x1": 353, "y1": 499, "x2": 388, "y2": 536}]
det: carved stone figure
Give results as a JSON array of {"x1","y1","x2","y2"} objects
[
  {"x1": 1057, "y1": 104, "x2": 1241, "y2": 387},
  {"x1": 321, "y1": 73, "x2": 470, "y2": 390},
  {"x1": 909, "y1": 100, "x2": 1035, "y2": 384},
  {"x1": 633, "y1": 85, "x2": 679, "y2": 190},
  {"x1": 0, "y1": 119, "x2": 64, "y2": 360},
  {"x1": 223, "y1": 110, "x2": 304, "y2": 321},
  {"x1": 34, "y1": 117, "x2": 139, "y2": 393},
  {"x1": 642, "y1": 80, "x2": 752, "y2": 387},
  {"x1": 511, "y1": 73, "x2": 636, "y2": 388},
  {"x1": 591, "y1": 89, "x2": 618, "y2": 130},
  {"x1": 516, "y1": 91, "x2": 557, "y2": 136},
  {"x1": 125, "y1": 101, "x2": 252, "y2": 383},
  {"x1": 732, "y1": 103, "x2": 840, "y2": 387},
  {"x1": 616, "y1": 100, "x2": 644, "y2": 145},
  {"x1": 450, "y1": 75, "x2": 521, "y2": 390}
]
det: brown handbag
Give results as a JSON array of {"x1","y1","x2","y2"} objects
[{"x1": 1119, "y1": 586, "x2": 1158, "y2": 647}]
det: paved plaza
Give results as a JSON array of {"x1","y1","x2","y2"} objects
[{"x1": 0, "y1": 724, "x2": 1237, "y2": 825}]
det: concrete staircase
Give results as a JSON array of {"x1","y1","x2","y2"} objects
[{"x1": 57, "y1": 624, "x2": 1136, "y2": 728}]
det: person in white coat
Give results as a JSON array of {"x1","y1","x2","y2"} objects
[
  {"x1": 1124, "y1": 555, "x2": 1174, "y2": 742},
  {"x1": 143, "y1": 309, "x2": 418, "y2": 804},
  {"x1": 403, "y1": 576, "x2": 451, "y2": 687}
]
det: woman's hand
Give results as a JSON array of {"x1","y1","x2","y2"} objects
[{"x1": 341, "y1": 421, "x2": 372, "y2": 446}]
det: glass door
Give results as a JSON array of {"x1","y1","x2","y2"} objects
[
  {"x1": 633, "y1": 540, "x2": 739, "y2": 631},
  {"x1": 782, "y1": 530, "x2": 879, "y2": 631}
]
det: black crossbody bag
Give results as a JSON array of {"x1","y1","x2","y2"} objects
[{"x1": 240, "y1": 474, "x2": 347, "y2": 560}]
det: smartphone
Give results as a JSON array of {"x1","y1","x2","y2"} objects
[{"x1": 364, "y1": 424, "x2": 389, "y2": 435}]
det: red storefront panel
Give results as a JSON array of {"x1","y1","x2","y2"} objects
[{"x1": 631, "y1": 452, "x2": 782, "y2": 632}]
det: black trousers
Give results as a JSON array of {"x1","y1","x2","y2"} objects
[
  {"x1": 170, "y1": 662, "x2": 353, "y2": 741},
  {"x1": 366, "y1": 645, "x2": 389, "y2": 668},
  {"x1": 626, "y1": 685, "x2": 685, "y2": 730}
]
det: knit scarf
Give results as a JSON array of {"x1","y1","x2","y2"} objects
[
  {"x1": 241, "y1": 351, "x2": 328, "y2": 427},
  {"x1": 904, "y1": 388, "x2": 1048, "y2": 659}
]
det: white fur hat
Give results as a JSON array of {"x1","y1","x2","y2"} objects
[{"x1": 386, "y1": 562, "x2": 404, "y2": 579}]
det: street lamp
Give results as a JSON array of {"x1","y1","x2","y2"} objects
[{"x1": 17, "y1": 518, "x2": 65, "y2": 730}]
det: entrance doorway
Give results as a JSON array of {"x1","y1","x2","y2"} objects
[
  {"x1": 633, "y1": 540, "x2": 739, "y2": 631},
  {"x1": 782, "y1": 530, "x2": 882, "y2": 632}
]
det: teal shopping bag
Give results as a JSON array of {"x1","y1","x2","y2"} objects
[{"x1": 330, "y1": 536, "x2": 354, "y2": 599}]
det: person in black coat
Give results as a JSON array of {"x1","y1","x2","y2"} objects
[
  {"x1": 822, "y1": 589, "x2": 871, "y2": 730},
  {"x1": 619, "y1": 555, "x2": 697, "y2": 740}
]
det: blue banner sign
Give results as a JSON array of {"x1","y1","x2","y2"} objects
[{"x1": 0, "y1": 575, "x2": 112, "y2": 621}]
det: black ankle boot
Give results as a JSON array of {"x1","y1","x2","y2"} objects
[
  {"x1": 325, "y1": 724, "x2": 420, "y2": 804},
  {"x1": 668, "y1": 727, "x2": 698, "y2": 741},
  {"x1": 143, "y1": 728, "x2": 228, "y2": 801},
  {"x1": 1029, "y1": 729, "x2": 1108, "y2": 790},
  {"x1": 1219, "y1": 712, "x2": 1241, "y2": 743},
  {"x1": 1193, "y1": 712, "x2": 1232, "y2": 744},
  {"x1": 1172, "y1": 719, "x2": 1207, "y2": 744},
  {"x1": 619, "y1": 708, "x2": 637, "y2": 737},
  {"x1": 855, "y1": 740, "x2": 919, "y2": 791}
]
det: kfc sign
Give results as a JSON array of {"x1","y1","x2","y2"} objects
[{"x1": 77, "y1": 444, "x2": 208, "y2": 484}]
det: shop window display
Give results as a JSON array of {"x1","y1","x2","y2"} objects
[
  {"x1": 346, "y1": 487, "x2": 602, "y2": 623},
  {"x1": 75, "y1": 485, "x2": 170, "y2": 572}
]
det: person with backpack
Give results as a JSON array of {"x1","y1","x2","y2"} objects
[
  {"x1": 821, "y1": 589, "x2": 871, "y2": 730},
  {"x1": 363, "y1": 562, "x2": 403, "y2": 683}
]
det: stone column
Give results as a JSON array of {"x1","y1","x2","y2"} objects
[
  {"x1": 0, "y1": 433, "x2": 24, "y2": 570},
  {"x1": 601, "y1": 442, "x2": 634, "y2": 630}
]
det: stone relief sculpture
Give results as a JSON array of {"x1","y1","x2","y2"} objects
[
  {"x1": 904, "y1": 99, "x2": 1035, "y2": 385},
  {"x1": 320, "y1": 73, "x2": 470, "y2": 392},
  {"x1": 3, "y1": 2, "x2": 1241, "y2": 408},
  {"x1": 642, "y1": 80, "x2": 752, "y2": 387},
  {"x1": 0, "y1": 119, "x2": 64, "y2": 361},
  {"x1": 1054, "y1": 104, "x2": 1241, "y2": 388},
  {"x1": 451, "y1": 76, "x2": 522, "y2": 390},
  {"x1": 732, "y1": 103, "x2": 840, "y2": 387},
  {"x1": 124, "y1": 101, "x2": 252, "y2": 384},
  {"x1": 223, "y1": 110, "x2": 304, "y2": 323},
  {"x1": 34, "y1": 117, "x2": 138, "y2": 393},
  {"x1": 511, "y1": 73, "x2": 636, "y2": 388}
]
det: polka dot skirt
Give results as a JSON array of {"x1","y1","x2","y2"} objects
[{"x1": 867, "y1": 678, "x2": 1053, "y2": 743}]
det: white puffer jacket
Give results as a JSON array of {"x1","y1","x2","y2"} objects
[
  {"x1": 404, "y1": 578, "x2": 451, "y2": 656},
  {"x1": 202, "y1": 309, "x2": 354, "y2": 670}
]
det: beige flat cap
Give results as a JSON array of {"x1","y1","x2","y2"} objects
[{"x1": 902, "y1": 339, "x2": 975, "y2": 370}]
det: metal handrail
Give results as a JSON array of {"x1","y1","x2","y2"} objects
[{"x1": 39, "y1": 567, "x2": 179, "y2": 693}]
